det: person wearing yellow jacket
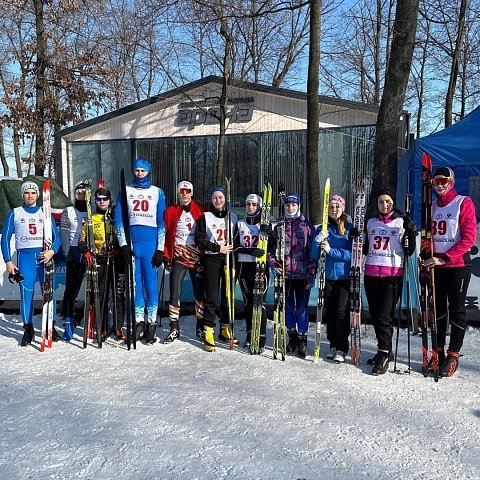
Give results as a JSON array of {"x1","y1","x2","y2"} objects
[{"x1": 78, "y1": 185, "x2": 126, "y2": 340}]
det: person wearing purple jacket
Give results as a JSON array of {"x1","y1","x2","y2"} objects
[{"x1": 269, "y1": 193, "x2": 317, "y2": 359}]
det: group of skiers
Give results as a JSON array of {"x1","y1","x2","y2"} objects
[{"x1": 1, "y1": 158, "x2": 476, "y2": 378}]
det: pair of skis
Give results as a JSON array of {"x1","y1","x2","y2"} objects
[
  {"x1": 224, "y1": 177, "x2": 236, "y2": 349},
  {"x1": 273, "y1": 186, "x2": 287, "y2": 361},
  {"x1": 350, "y1": 180, "x2": 366, "y2": 366},
  {"x1": 419, "y1": 152, "x2": 439, "y2": 381},
  {"x1": 82, "y1": 180, "x2": 104, "y2": 348},
  {"x1": 250, "y1": 183, "x2": 272, "y2": 354},
  {"x1": 40, "y1": 180, "x2": 55, "y2": 352},
  {"x1": 313, "y1": 178, "x2": 330, "y2": 362}
]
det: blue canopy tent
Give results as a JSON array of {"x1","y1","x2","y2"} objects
[
  {"x1": 397, "y1": 106, "x2": 480, "y2": 226},
  {"x1": 397, "y1": 106, "x2": 480, "y2": 322}
]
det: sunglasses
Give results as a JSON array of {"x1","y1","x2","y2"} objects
[
  {"x1": 432, "y1": 177, "x2": 451, "y2": 186},
  {"x1": 178, "y1": 189, "x2": 192, "y2": 194},
  {"x1": 95, "y1": 196, "x2": 109, "y2": 202}
]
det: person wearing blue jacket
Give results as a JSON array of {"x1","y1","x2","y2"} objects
[
  {"x1": 1, "y1": 181, "x2": 61, "y2": 346},
  {"x1": 115, "y1": 158, "x2": 166, "y2": 344},
  {"x1": 311, "y1": 195, "x2": 354, "y2": 363}
]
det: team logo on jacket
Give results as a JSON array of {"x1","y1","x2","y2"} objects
[
  {"x1": 21, "y1": 236, "x2": 27, "y2": 242},
  {"x1": 212, "y1": 223, "x2": 217, "y2": 229},
  {"x1": 128, "y1": 194, "x2": 134, "y2": 199},
  {"x1": 447, "y1": 213, "x2": 452, "y2": 218},
  {"x1": 379, "y1": 229, "x2": 387, "y2": 235},
  {"x1": 20, "y1": 218, "x2": 26, "y2": 223},
  {"x1": 435, "y1": 214, "x2": 443, "y2": 219},
  {"x1": 138, "y1": 195, "x2": 144, "y2": 199},
  {"x1": 29, "y1": 218, "x2": 36, "y2": 223},
  {"x1": 391, "y1": 230, "x2": 397, "y2": 236}
]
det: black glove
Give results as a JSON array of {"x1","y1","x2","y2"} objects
[
  {"x1": 403, "y1": 216, "x2": 417, "y2": 233},
  {"x1": 259, "y1": 224, "x2": 270, "y2": 235},
  {"x1": 348, "y1": 227, "x2": 360, "y2": 240},
  {"x1": 163, "y1": 258, "x2": 173, "y2": 272},
  {"x1": 151, "y1": 250, "x2": 164, "y2": 267},
  {"x1": 8, "y1": 270, "x2": 24, "y2": 284},
  {"x1": 250, "y1": 248, "x2": 265, "y2": 258},
  {"x1": 120, "y1": 245, "x2": 133, "y2": 264}
]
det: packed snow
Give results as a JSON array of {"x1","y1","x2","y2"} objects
[{"x1": 0, "y1": 313, "x2": 478, "y2": 480}]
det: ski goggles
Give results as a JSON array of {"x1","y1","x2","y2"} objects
[
  {"x1": 432, "y1": 177, "x2": 451, "y2": 186},
  {"x1": 178, "y1": 188, "x2": 192, "y2": 194},
  {"x1": 95, "y1": 195, "x2": 110, "y2": 202}
]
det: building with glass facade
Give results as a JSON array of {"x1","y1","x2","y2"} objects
[{"x1": 55, "y1": 76, "x2": 379, "y2": 214}]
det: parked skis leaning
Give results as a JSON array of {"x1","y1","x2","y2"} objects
[
  {"x1": 250, "y1": 183, "x2": 272, "y2": 354},
  {"x1": 313, "y1": 178, "x2": 330, "y2": 362},
  {"x1": 224, "y1": 177, "x2": 236, "y2": 349},
  {"x1": 349, "y1": 180, "x2": 366, "y2": 366}
]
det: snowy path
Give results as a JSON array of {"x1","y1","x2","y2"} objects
[{"x1": 0, "y1": 313, "x2": 478, "y2": 480}]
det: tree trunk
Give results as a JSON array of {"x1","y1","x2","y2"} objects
[
  {"x1": 0, "y1": 126, "x2": 9, "y2": 177},
  {"x1": 306, "y1": 0, "x2": 322, "y2": 224},
  {"x1": 445, "y1": 0, "x2": 468, "y2": 127},
  {"x1": 34, "y1": 0, "x2": 48, "y2": 176},
  {"x1": 370, "y1": 0, "x2": 419, "y2": 214}
]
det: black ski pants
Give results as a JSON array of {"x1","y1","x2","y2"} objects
[
  {"x1": 169, "y1": 261, "x2": 204, "y2": 309},
  {"x1": 364, "y1": 275, "x2": 402, "y2": 353},
  {"x1": 324, "y1": 279, "x2": 350, "y2": 354},
  {"x1": 238, "y1": 261, "x2": 268, "y2": 344},
  {"x1": 202, "y1": 254, "x2": 229, "y2": 329},
  {"x1": 62, "y1": 248, "x2": 86, "y2": 319},
  {"x1": 434, "y1": 266, "x2": 470, "y2": 353}
]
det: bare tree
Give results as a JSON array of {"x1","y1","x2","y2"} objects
[{"x1": 371, "y1": 0, "x2": 420, "y2": 206}]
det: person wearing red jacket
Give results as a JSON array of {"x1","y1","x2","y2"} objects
[
  {"x1": 422, "y1": 167, "x2": 477, "y2": 377},
  {"x1": 162, "y1": 181, "x2": 206, "y2": 343}
]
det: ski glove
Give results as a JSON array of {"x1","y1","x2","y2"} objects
[
  {"x1": 163, "y1": 258, "x2": 173, "y2": 272},
  {"x1": 403, "y1": 216, "x2": 417, "y2": 235},
  {"x1": 120, "y1": 245, "x2": 133, "y2": 264},
  {"x1": 151, "y1": 250, "x2": 164, "y2": 267},
  {"x1": 259, "y1": 224, "x2": 270, "y2": 235},
  {"x1": 348, "y1": 227, "x2": 360, "y2": 240},
  {"x1": 250, "y1": 248, "x2": 265, "y2": 258},
  {"x1": 8, "y1": 270, "x2": 24, "y2": 284},
  {"x1": 83, "y1": 251, "x2": 94, "y2": 267}
]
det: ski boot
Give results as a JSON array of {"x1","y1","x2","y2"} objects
[
  {"x1": 297, "y1": 333, "x2": 307, "y2": 359},
  {"x1": 334, "y1": 351, "x2": 347, "y2": 363},
  {"x1": 326, "y1": 347, "x2": 337, "y2": 360},
  {"x1": 204, "y1": 326, "x2": 216, "y2": 352},
  {"x1": 440, "y1": 350, "x2": 461, "y2": 378},
  {"x1": 196, "y1": 319, "x2": 204, "y2": 340},
  {"x1": 367, "y1": 351, "x2": 394, "y2": 365},
  {"x1": 144, "y1": 323, "x2": 157, "y2": 344},
  {"x1": 116, "y1": 329, "x2": 126, "y2": 341},
  {"x1": 372, "y1": 351, "x2": 390, "y2": 376},
  {"x1": 163, "y1": 321, "x2": 180, "y2": 344},
  {"x1": 286, "y1": 329, "x2": 299, "y2": 354},
  {"x1": 62, "y1": 317, "x2": 74, "y2": 341},
  {"x1": 20, "y1": 323, "x2": 34, "y2": 347},
  {"x1": 429, "y1": 348, "x2": 445, "y2": 372},
  {"x1": 218, "y1": 324, "x2": 238, "y2": 344},
  {"x1": 52, "y1": 325, "x2": 61, "y2": 342},
  {"x1": 135, "y1": 321, "x2": 145, "y2": 342},
  {"x1": 243, "y1": 331, "x2": 251, "y2": 350}
]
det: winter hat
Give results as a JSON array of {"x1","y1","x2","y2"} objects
[
  {"x1": 245, "y1": 193, "x2": 262, "y2": 208},
  {"x1": 177, "y1": 180, "x2": 193, "y2": 192},
  {"x1": 95, "y1": 186, "x2": 111, "y2": 199},
  {"x1": 433, "y1": 167, "x2": 455, "y2": 181},
  {"x1": 284, "y1": 193, "x2": 300, "y2": 205},
  {"x1": 21, "y1": 181, "x2": 39, "y2": 197},
  {"x1": 210, "y1": 186, "x2": 226, "y2": 198},
  {"x1": 245, "y1": 193, "x2": 262, "y2": 217},
  {"x1": 133, "y1": 157, "x2": 151, "y2": 172},
  {"x1": 376, "y1": 189, "x2": 396, "y2": 205},
  {"x1": 75, "y1": 181, "x2": 86, "y2": 191},
  {"x1": 329, "y1": 195, "x2": 346, "y2": 210}
]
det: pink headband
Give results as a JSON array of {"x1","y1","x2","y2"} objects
[{"x1": 329, "y1": 195, "x2": 346, "y2": 210}]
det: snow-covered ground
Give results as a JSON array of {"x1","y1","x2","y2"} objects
[{"x1": 0, "y1": 313, "x2": 478, "y2": 480}]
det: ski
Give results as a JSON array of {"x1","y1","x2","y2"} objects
[
  {"x1": 224, "y1": 177, "x2": 236, "y2": 349},
  {"x1": 82, "y1": 180, "x2": 104, "y2": 348},
  {"x1": 250, "y1": 183, "x2": 272, "y2": 354},
  {"x1": 350, "y1": 179, "x2": 366, "y2": 366},
  {"x1": 40, "y1": 179, "x2": 55, "y2": 352},
  {"x1": 313, "y1": 178, "x2": 330, "y2": 362},
  {"x1": 273, "y1": 184, "x2": 287, "y2": 361},
  {"x1": 120, "y1": 168, "x2": 136, "y2": 350},
  {"x1": 419, "y1": 152, "x2": 439, "y2": 381}
]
